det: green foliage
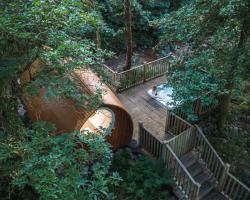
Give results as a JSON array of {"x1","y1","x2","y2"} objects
[
  {"x1": 154, "y1": 0, "x2": 250, "y2": 122},
  {"x1": 0, "y1": 120, "x2": 120, "y2": 200},
  {"x1": 0, "y1": 0, "x2": 109, "y2": 106},
  {"x1": 92, "y1": 0, "x2": 168, "y2": 49},
  {"x1": 112, "y1": 148, "x2": 174, "y2": 200},
  {"x1": 167, "y1": 62, "x2": 220, "y2": 121},
  {"x1": 0, "y1": 1, "x2": 179, "y2": 199},
  {"x1": 231, "y1": 81, "x2": 250, "y2": 114},
  {"x1": 0, "y1": 1, "x2": 121, "y2": 199}
]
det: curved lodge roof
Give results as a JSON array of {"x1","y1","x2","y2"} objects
[{"x1": 20, "y1": 61, "x2": 133, "y2": 148}]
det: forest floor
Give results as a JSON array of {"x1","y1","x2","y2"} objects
[{"x1": 105, "y1": 48, "x2": 158, "y2": 72}]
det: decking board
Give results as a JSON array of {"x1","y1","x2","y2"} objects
[{"x1": 117, "y1": 75, "x2": 170, "y2": 141}]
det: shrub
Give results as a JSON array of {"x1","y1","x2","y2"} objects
[{"x1": 112, "y1": 148, "x2": 174, "y2": 200}]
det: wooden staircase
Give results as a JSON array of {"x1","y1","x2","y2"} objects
[
  {"x1": 180, "y1": 151, "x2": 226, "y2": 200},
  {"x1": 139, "y1": 117, "x2": 250, "y2": 200}
]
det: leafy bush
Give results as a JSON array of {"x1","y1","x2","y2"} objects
[
  {"x1": 112, "y1": 148, "x2": 174, "y2": 200},
  {"x1": 0, "y1": 121, "x2": 120, "y2": 200}
]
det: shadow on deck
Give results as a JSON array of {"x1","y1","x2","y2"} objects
[{"x1": 117, "y1": 75, "x2": 171, "y2": 141}]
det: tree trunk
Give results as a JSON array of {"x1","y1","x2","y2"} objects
[
  {"x1": 124, "y1": 0, "x2": 132, "y2": 71},
  {"x1": 218, "y1": 84, "x2": 233, "y2": 132},
  {"x1": 218, "y1": 24, "x2": 247, "y2": 131},
  {"x1": 96, "y1": 27, "x2": 101, "y2": 49},
  {"x1": 169, "y1": 0, "x2": 181, "y2": 11}
]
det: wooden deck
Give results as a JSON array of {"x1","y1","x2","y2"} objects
[
  {"x1": 117, "y1": 75, "x2": 172, "y2": 141},
  {"x1": 117, "y1": 74, "x2": 250, "y2": 200}
]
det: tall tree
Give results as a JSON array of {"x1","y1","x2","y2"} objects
[
  {"x1": 156, "y1": 0, "x2": 250, "y2": 130},
  {"x1": 124, "y1": 0, "x2": 133, "y2": 70},
  {"x1": 218, "y1": 19, "x2": 249, "y2": 130}
]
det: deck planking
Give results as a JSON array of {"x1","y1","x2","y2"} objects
[{"x1": 117, "y1": 75, "x2": 172, "y2": 141}]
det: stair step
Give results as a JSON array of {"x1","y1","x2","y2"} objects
[
  {"x1": 187, "y1": 162, "x2": 203, "y2": 177},
  {"x1": 180, "y1": 152, "x2": 198, "y2": 168},
  {"x1": 199, "y1": 180, "x2": 214, "y2": 199},
  {"x1": 194, "y1": 172, "x2": 209, "y2": 185}
]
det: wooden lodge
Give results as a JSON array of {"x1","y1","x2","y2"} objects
[{"x1": 20, "y1": 61, "x2": 133, "y2": 149}]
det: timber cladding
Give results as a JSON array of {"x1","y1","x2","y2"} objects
[{"x1": 20, "y1": 60, "x2": 133, "y2": 149}]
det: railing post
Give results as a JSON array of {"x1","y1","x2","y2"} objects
[
  {"x1": 138, "y1": 121, "x2": 143, "y2": 147},
  {"x1": 161, "y1": 142, "x2": 168, "y2": 165},
  {"x1": 112, "y1": 72, "x2": 115, "y2": 87},
  {"x1": 114, "y1": 72, "x2": 120, "y2": 93},
  {"x1": 218, "y1": 163, "x2": 230, "y2": 191},
  {"x1": 190, "y1": 126, "x2": 197, "y2": 150},
  {"x1": 165, "y1": 110, "x2": 169, "y2": 134},
  {"x1": 194, "y1": 183, "x2": 201, "y2": 200},
  {"x1": 143, "y1": 64, "x2": 146, "y2": 82}
]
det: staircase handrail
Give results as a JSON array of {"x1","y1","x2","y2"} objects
[
  {"x1": 165, "y1": 144, "x2": 200, "y2": 200},
  {"x1": 194, "y1": 125, "x2": 226, "y2": 185},
  {"x1": 221, "y1": 172, "x2": 250, "y2": 200},
  {"x1": 227, "y1": 172, "x2": 250, "y2": 192},
  {"x1": 195, "y1": 125, "x2": 250, "y2": 199},
  {"x1": 165, "y1": 144, "x2": 199, "y2": 185},
  {"x1": 195, "y1": 125, "x2": 224, "y2": 166}
]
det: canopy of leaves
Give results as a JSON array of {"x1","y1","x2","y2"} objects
[
  {"x1": 0, "y1": 0, "x2": 113, "y2": 107},
  {"x1": 89, "y1": 0, "x2": 168, "y2": 49},
  {"x1": 154, "y1": 0, "x2": 250, "y2": 119},
  {"x1": 0, "y1": 119, "x2": 120, "y2": 200}
]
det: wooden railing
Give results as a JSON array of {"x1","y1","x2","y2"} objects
[
  {"x1": 118, "y1": 64, "x2": 145, "y2": 90},
  {"x1": 166, "y1": 127, "x2": 196, "y2": 157},
  {"x1": 118, "y1": 56, "x2": 171, "y2": 91},
  {"x1": 101, "y1": 64, "x2": 119, "y2": 91},
  {"x1": 193, "y1": 97, "x2": 218, "y2": 116},
  {"x1": 221, "y1": 172, "x2": 250, "y2": 200},
  {"x1": 194, "y1": 126, "x2": 250, "y2": 199},
  {"x1": 165, "y1": 111, "x2": 193, "y2": 135},
  {"x1": 194, "y1": 126, "x2": 225, "y2": 183},
  {"x1": 144, "y1": 56, "x2": 171, "y2": 81},
  {"x1": 101, "y1": 56, "x2": 171, "y2": 92},
  {"x1": 138, "y1": 122, "x2": 163, "y2": 158},
  {"x1": 139, "y1": 121, "x2": 250, "y2": 200},
  {"x1": 139, "y1": 122, "x2": 200, "y2": 200},
  {"x1": 163, "y1": 144, "x2": 200, "y2": 200}
]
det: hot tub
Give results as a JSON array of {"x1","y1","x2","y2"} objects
[{"x1": 147, "y1": 84, "x2": 180, "y2": 109}]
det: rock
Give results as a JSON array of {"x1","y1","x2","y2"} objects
[{"x1": 128, "y1": 139, "x2": 138, "y2": 149}]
